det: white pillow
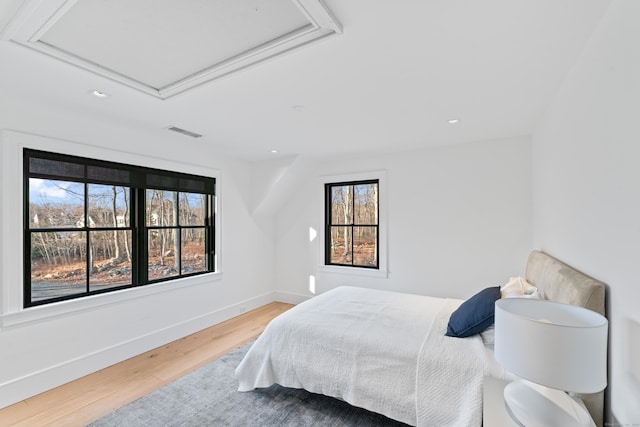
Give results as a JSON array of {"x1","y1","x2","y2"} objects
[
  {"x1": 482, "y1": 277, "x2": 540, "y2": 346},
  {"x1": 500, "y1": 276, "x2": 539, "y2": 299}
]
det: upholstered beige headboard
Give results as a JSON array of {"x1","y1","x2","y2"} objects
[{"x1": 525, "y1": 250, "x2": 607, "y2": 427}]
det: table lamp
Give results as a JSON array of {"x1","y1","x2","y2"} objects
[{"x1": 494, "y1": 298, "x2": 608, "y2": 427}]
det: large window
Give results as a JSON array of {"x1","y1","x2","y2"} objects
[
  {"x1": 325, "y1": 180, "x2": 379, "y2": 268},
  {"x1": 24, "y1": 149, "x2": 215, "y2": 307}
]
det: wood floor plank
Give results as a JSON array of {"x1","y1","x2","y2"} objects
[
  {"x1": 0, "y1": 302, "x2": 292, "y2": 426},
  {"x1": 0, "y1": 401, "x2": 31, "y2": 426}
]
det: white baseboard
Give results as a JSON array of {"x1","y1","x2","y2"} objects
[
  {"x1": 0, "y1": 291, "x2": 277, "y2": 410},
  {"x1": 273, "y1": 290, "x2": 312, "y2": 305}
]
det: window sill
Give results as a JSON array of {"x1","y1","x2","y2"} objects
[
  {"x1": 318, "y1": 265, "x2": 388, "y2": 279},
  {"x1": 0, "y1": 272, "x2": 223, "y2": 329}
]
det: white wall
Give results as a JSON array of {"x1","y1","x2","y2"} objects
[
  {"x1": 532, "y1": 0, "x2": 640, "y2": 423},
  {"x1": 0, "y1": 130, "x2": 276, "y2": 408},
  {"x1": 274, "y1": 136, "x2": 532, "y2": 301}
]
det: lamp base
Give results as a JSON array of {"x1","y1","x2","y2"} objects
[{"x1": 503, "y1": 381, "x2": 595, "y2": 427}]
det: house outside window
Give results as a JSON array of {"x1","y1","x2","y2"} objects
[
  {"x1": 24, "y1": 149, "x2": 215, "y2": 307},
  {"x1": 325, "y1": 179, "x2": 379, "y2": 269}
]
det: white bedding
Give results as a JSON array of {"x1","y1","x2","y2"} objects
[
  {"x1": 235, "y1": 286, "x2": 510, "y2": 426},
  {"x1": 416, "y1": 298, "x2": 511, "y2": 426}
]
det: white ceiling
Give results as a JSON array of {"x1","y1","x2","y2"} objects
[
  {"x1": 17, "y1": 0, "x2": 341, "y2": 98},
  {"x1": 39, "y1": 0, "x2": 311, "y2": 90},
  {"x1": 0, "y1": 0, "x2": 612, "y2": 162}
]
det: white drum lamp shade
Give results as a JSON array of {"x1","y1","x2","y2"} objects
[{"x1": 494, "y1": 298, "x2": 608, "y2": 427}]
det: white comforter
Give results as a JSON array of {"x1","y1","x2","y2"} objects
[{"x1": 235, "y1": 286, "x2": 509, "y2": 426}]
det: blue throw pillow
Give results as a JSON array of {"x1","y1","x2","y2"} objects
[{"x1": 445, "y1": 286, "x2": 501, "y2": 338}]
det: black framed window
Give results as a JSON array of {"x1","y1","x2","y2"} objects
[
  {"x1": 24, "y1": 149, "x2": 215, "y2": 307},
  {"x1": 325, "y1": 180, "x2": 379, "y2": 268}
]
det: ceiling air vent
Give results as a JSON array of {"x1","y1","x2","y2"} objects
[{"x1": 168, "y1": 126, "x2": 202, "y2": 138}]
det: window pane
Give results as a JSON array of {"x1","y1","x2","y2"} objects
[
  {"x1": 146, "y1": 173, "x2": 178, "y2": 190},
  {"x1": 88, "y1": 184, "x2": 130, "y2": 227},
  {"x1": 146, "y1": 189, "x2": 177, "y2": 226},
  {"x1": 30, "y1": 231, "x2": 87, "y2": 301},
  {"x1": 148, "y1": 229, "x2": 179, "y2": 280},
  {"x1": 179, "y1": 193, "x2": 206, "y2": 226},
  {"x1": 87, "y1": 164, "x2": 130, "y2": 184},
  {"x1": 331, "y1": 185, "x2": 353, "y2": 225},
  {"x1": 353, "y1": 226, "x2": 377, "y2": 267},
  {"x1": 329, "y1": 226, "x2": 352, "y2": 264},
  {"x1": 29, "y1": 157, "x2": 84, "y2": 179},
  {"x1": 29, "y1": 179, "x2": 85, "y2": 228},
  {"x1": 89, "y1": 230, "x2": 133, "y2": 291},
  {"x1": 181, "y1": 228, "x2": 206, "y2": 274},
  {"x1": 353, "y1": 183, "x2": 378, "y2": 225},
  {"x1": 179, "y1": 177, "x2": 208, "y2": 193}
]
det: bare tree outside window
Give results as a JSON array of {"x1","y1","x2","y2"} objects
[
  {"x1": 146, "y1": 190, "x2": 208, "y2": 281},
  {"x1": 24, "y1": 149, "x2": 216, "y2": 307},
  {"x1": 326, "y1": 180, "x2": 378, "y2": 268},
  {"x1": 28, "y1": 179, "x2": 133, "y2": 301}
]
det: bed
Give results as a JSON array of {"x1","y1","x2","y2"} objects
[{"x1": 235, "y1": 250, "x2": 607, "y2": 426}]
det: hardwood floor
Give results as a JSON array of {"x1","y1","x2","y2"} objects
[{"x1": 0, "y1": 302, "x2": 293, "y2": 427}]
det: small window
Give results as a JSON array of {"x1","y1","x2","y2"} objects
[
  {"x1": 24, "y1": 149, "x2": 215, "y2": 307},
  {"x1": 325, "y1": 180, "x2": 379, "y2": 268}
]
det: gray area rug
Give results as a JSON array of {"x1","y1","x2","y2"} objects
[{"x1": 89, "y1": 341, "x2": 410, "y2": 426}]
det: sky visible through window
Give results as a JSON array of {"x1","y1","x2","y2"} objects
[{"x1": 30, "y1": 178, "x2": 84, "y2": 204}]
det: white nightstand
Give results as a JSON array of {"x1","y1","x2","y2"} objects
[{"x1": 483, "y1": 377, "x2": 520, "y2": 426}]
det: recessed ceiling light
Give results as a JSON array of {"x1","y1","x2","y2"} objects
[
  {"x1": 91, "y1": 90, "x2": 110, "y2": 99},
  {"x1": 271, "y1": 149, "x2": 279, "y2": 154},
  {"x1": 448, "y1": 119, "x2": 460, "y2": 124}
]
